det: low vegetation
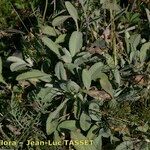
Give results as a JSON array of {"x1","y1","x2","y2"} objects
[{"x1": 0, "y1": 0, "x2": 150, "y2": 149}]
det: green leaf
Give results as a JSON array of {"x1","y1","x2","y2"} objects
[
  {"x1": 46, "y1": 120, "x2": 59, "y2": 135},
  {"x1": 89, "y1": 102, "x2": 101, "y2": 121},
  {"x1": 99, "y1": 73, "x2": 113, "y2": 97},
  {"x1": 93, "y1": 135, "x2": 102, "y2": 150},
  {"x1": 67, "y1": 80, "x2": 80, "y2": 93},
  {"x1": 40, "y1": 75, "x2": 52, "y2": 82},
  {"x1": 133, "y1": 34, "x2": 141, "y2": 49},
  {"x1": 37, "y1": 87, "x2": 60, "y2": 102},
  {"x1": 61, "y1": 48, "x2": 72, "y2": 63},
  {"x1": 7, "y1": 56, "x2": 33, "y2": 72},
  {"x1": 89, "y1": 62, "x2": 104, "y2": 80},
  {"x1": 105, "y1": 54, "x2": 115, "y2": 68},
  {"x1": 82, "y1": 69, "x2": 91, "y2": 90},
  {"x1": 46, "y1": 99, "x2": 68, "y2": 135},
  {"x1": 71, "y1": 130, "x2": 97, "y2": 150},
  {"x1": 52, "y1": 16, "x2": 70, "y2": 26},
  {"x1": 41, "y1": 25, "x2": 57, "y2": 36},
  {"x1": 58, "y1": 120, "x2": 77, "y2": 131},
  {"x1": 65, "y1": 63, "x2": 78, "y2": 74},
  {"x1": 55, "y1": 34, "x2": 66, "y2": 44},
  {"x1": 16, "y1": 69, "x2": 48, "y2": 81},
  {"x1": 80, "y1": 111, "x2": 91, "y2": 131},
  {"x1": 69, "y1": 31, "x2": 83, "y2": 57},
  {"x1": 130, "y1": 51, "x2": 136, "y2": 63},
  {"x1": 73, "y1": 100, "x2": 82, "y2": 119},
  {"x1": 115, "y1": 141, "x2": 134, "y2": 150},
  {"x1": 137, "y1": 122, "x2": 149, "y2": 133},
  {"x1": 41, "y1": 36, "x2": 61, "y2": 56},
  {"x1": 87, "y1": 125, "x2": 99, "y2": 139},
  {"x1": 65, "y1": 1, "x2": 79, "y2": 22},
  {"x1": 125, "y1": 32, "x2": 130, "y2": 53},
  {"x1": 140, "y1": 42, "x2": 150, "y2": 63},
  {"x1": 54, "y1": 131, "x2": 62, "y2": 142},
  {"x1": 74, "y1": 52, "x2": 92, "y2": 66},
  {"x1": 146, "y1": 8, "x2": 150, "y2": 23},
  {"x1": 114, "y1": 69, "x2": 121, "y2": 86},
  {"x1": 10, "y1": 62, "x2": 27, "y2": 72},
  {"x1": 55, "y1": 62, "x2": 67, "y2": 80},
  {"x1": 99, "y1": 128, "x2": 111, "y2": 138},
  {"x1": 7, "y1": 56, "x2": 26, "y2": 63}
]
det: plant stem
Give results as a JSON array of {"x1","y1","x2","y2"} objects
[
  {"x1": 43, "y1": 0, "x2": 48, "y2": 22},
  {"x1": 75, "y1": 20, "x2": 79, "y2": 32}
]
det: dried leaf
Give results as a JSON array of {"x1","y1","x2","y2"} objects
[{"x1": 87, "y1": 89, "x2": 111, "y2": 101}]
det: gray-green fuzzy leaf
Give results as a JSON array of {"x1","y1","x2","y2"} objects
[
  {"x1": 89, "y1": 102, "x2": 101, "y2": 121},
  {"x1": 42, "y1": 36, "x2": 61, "y2": 56},
  {"x1": 80, "y1": 111, "x2": 91, "y2": 131},
  {"x1": 55, "y1": 34, "x2": 66, "y2": 44},
  {"x1": 41, "y1": 25, "x2": 57, "y2": 36},
  {"x1": 7, "y1": 56, "x2": 26, "y2": 63},
  {"x1": 55, "y1": 62, "x2": 67, "y2": 80},
  {"x1": 10, "y1": 62, "x2": 27, "y2": 72},
  {"x1": 58, "y1": 120, "x2": 76, "y2": 131},
  {"x1": 65, "y1": 1, "x2": 79, "y2": 22},
  {"x1": 69, "y1": 31, "x2": 83, "y2": 57},
  {"x1": 52, "y1": 16, "x2": 70, "y2": 26},
  {"x1": 89, "y1": 62, "x2": 104, "y2": 80},
  {"x1": 140, "y1": 42, "x2": 150, "y2": 63},
  {"x1": 82, "y1": 69, "x2": 91, "y2": 90},
  {"x1": 61, "y1": 48, "x2": 72, "y2": 63},
  {"x1": 115, "y1": 141, "x2": 134, "y2": 150},
  {"x1": 46, "y1": 99, "x2": 68, "y2": 135},
  {"x1": 16, "y1": 70, "x2": 48, "y2": 81},
  {"x1": 99, "y1": 73, "x2": 113, "y2": 97},
  {"x1": 67, "y1": 80, "x2": 80, "y2": 93}
]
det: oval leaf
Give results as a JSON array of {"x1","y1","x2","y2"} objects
[
  {"x1": 16, "y1": 70, "x2": 48, "y2": 81},
  {"x1": 7, "y1": 56, "x2": 25, "y2": 63},
  {"x1": 46, "y1": 99, "x2": 68, "y2": 135},
  {"x1": 55, "y1": 62, "x2": 67, "y2": 80},
  {"x1": 67, "y1": 80, "x2": 80, "y2": 93},
  {"x1": 69, "y1": 31, "x2": 83, "y2": 57},
  {"x1": 58, "y1": 120, "x2": 77, "y2": 131},
  {"x1": 65, "y1": 1, "x2": 79, "y2": 22},
  {"x1": 10, "y1": 62, "x2": 27, "y2": 72},
  {"x1": 87, "y1": 125, "x2": 99, "y2": 139},
  {"x1": 41, "y1": 25, "x2": 57, "y2": 36},
  {"x1": 140, "y1": 42, "x2": 150, "y2": 63},
  {"x1": 61, "y1": 48, "x2": 72, "y2": 63},
  {"x1": 89, "y1": 62, "x2": 104, "y2": 80},
  {"x1": 99, "y1": 73, "x2": 113, "y2": 97},
  {"x1": 55, "y1": 34, "x2": 66, "y2": 44},
  {"x1": 82, "y1": 69, "x2": 91, "y2": 90},
  {"x1": 42, "y1": 36, "x2": 61, "y2": 56},
  {"x1": 80, "y1": 111, "x2": 91, "y2": 131},
  {"x1": 89, "y1": 102, "x2": 101, "y2": 121},
  {"x1": 52, "y1": 15, "x2": 70, "y2": 26}
]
